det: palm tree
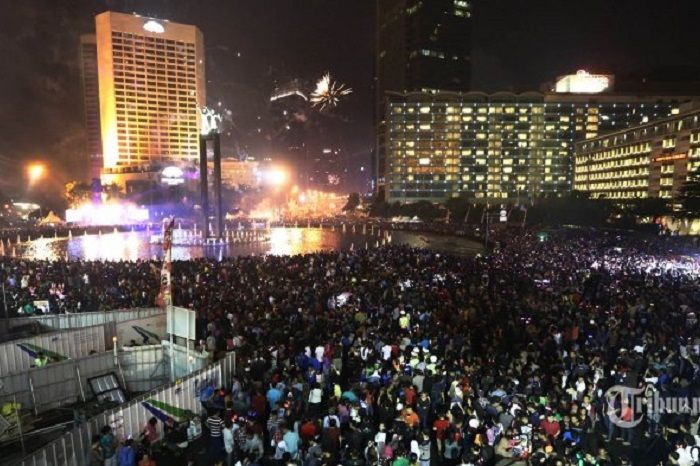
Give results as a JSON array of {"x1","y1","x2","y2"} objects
[{"x1": 678, "y1": 169, "x2": 700, "y2": 218}]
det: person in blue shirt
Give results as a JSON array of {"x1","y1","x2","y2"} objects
[
  {"x1": 117, "y1": 438, "x2": 136, "y2": 466},
  {"x1": 282, "y1": 424, "x2": 300, "y2": 459},
  {"x1": 266, "y1": 383, "x2": 282, "y2": 411},
  {"x1": 100, "y1": 426, "x2": 117, "y2": 466}
]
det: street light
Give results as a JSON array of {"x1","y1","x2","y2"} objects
[{"x1": 27, "y1": 163, "x2": 45, "y2": 183}]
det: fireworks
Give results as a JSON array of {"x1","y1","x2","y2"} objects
[{"x1": 310, "y1": 73, "x2": 352, "y2": 111}]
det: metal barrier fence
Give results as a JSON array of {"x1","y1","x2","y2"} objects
[
  {"x1": 7, "y1": 308, "x2": 163, "y2": 332},
  {"x1": 11, "y1": 352, "x2": 235, "y2": 466},
  {"x1": 0, "y1": 352, "x2": 118, "y2": 416},
  {"x1": 0, "y1": 345, "x2": 177, "y2": 418},
  {"x1": 0, "y1": 324, "x2": 112, "y2": 377},
  {"x1": 118, "y1": 345, "x2": 168, "y2": 393}
]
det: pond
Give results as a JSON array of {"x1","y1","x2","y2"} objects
[{"x1": 14, "y1": 227, "x2": 483, "y2": 261}]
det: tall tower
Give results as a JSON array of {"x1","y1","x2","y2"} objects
[
  {"x1": 375, "y1": 0, "x2": 472, "y2": 197},
  {"x1": 79, "y1": 34, "x2": 102, "y2": 180},
  {"x1": 95, "y1": 11, "x2": 205, "y2": 170}
]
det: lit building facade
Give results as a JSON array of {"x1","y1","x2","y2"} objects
[
  {"x1": 79, "y1": 34, "x2": 102, "y2": 180},
  {"x1": 376, "y1": 0, "x2": 472, "y2": 194},
  {"x1": 384, "y1": 91, "x2": 691, "y2": 203},
  {"x1": 554, "y1": 70, "x2": 614, "y2": 94},
  {"x1": 95, "y1": 11, "x2": 205, "y2": 170},
  {"x1": 217, "y1": 159, "x2": 261, "y2": 189},
  {"x1": 574, "y1": 105, "x2": 700, "y2": 200}
]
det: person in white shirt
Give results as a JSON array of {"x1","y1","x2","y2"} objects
[
  {"x1": 223, "y1": 418, "x2": 236, "y2": 466},
  {"x1": 381, "y1": 344, "x2": 392, "y2": 361},
  {"x1": 315, "y1": 345, "x2": 325, "y2": 362},
  {"x1": 308, "y1": 385, "x2": 323, "y2": 417}
]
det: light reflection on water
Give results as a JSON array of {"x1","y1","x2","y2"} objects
[{"x1": 16, "y1": 228, "x2": 482, "y2": 261}]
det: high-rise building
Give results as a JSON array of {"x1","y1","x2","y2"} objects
[
  {"x1": 95, "y1": 11, "x2": 205, "y2": 172},
  {"x1": 574, "y1": 104, "x2": 700, "y2": 200},
  {"x1": 270, "y1": 80, "x2": 310, "y2": 188},
  {"x1": 384, "y1": 91, "x2": 693, "y2": 203},
  {"x1": 376, "y1": 0, "x2": 472, "y2": 195},
  {"x1": 79, "y1": 34, "x2": 102, "y2": 180}
]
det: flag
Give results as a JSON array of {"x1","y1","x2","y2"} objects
[{"x1": 156, "y1": 217, "x2": 175, "y2": 309}]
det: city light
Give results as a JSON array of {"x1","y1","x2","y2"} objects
[
  {"x1": 65, "y1": 202, "x2": 149, "y2": 225},
  {"x1": 27, "y1": 163, "x2": 45, "y2": 183},
  {"x1": 142, "y1": 20, "x2": 165, "y2": 33},
  {"x1": 263, "y1": 167, "x2": 289, "y2": 186},
  {"x1": 555, "y1": 70, "x2": 612, "y2": 94}
]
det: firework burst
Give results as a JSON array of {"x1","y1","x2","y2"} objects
[{"x1": 310, "y1": 73, "x2": 352, "y2": 111}]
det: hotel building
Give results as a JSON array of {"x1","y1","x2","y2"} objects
[
  {"x1": 574, "y1": 104, "x2": 700, "y2": 200},
  {"x1": 376, "y1": 0, "x2": 472, "y2": 193},
  {"x1": 383, "y1": 91, "x2": 693, "y2": 203},
  {"x1": 79, "y1": 34, "x2": 102, "y2": 179},
  {"x1": 95, "y1": 11, "x2": 205, "y2": 173}
]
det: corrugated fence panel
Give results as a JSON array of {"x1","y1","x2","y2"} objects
[
  {"x1": 12, "y1": 353, "x2": 233, "y2": 466},
  {"x1": 0, "y1": 353, "x2": 117, "y2": 415},
  {"x1": 7, "y1": 308, "x2": 163, "y2": 332},
  {"x1": 119, "y1": 346, "x2": 167, "y2": 393},
  {"x1": 0, "y1": 324, "x2": 109, "y2": 377}
]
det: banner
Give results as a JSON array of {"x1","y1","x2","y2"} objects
[
  {"x1": 116, "y1": 314, "x2": 167, "y2": 347},
  {"x1": 156, "y1": 217, "x2": 175, "y2": 309}
]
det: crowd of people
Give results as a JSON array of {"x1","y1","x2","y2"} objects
[{"x1": 3, "y1": 228, "x2": 700, "y2": 466}]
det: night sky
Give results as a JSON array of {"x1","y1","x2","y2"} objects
[{"x1": 1, "y1": 0, "x2": 699, "y2": 198}]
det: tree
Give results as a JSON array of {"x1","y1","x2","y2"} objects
[
  {"x1": 368, "y1": 198, "x2": 390, "y2": 218},
  {"x1": 678, "y1": 169, "x2": 700, "y2": 218},
  {"x1": 627, "y1": 197, "x2": 671, "y2": 218},
  {"x1": 343, "y1": 192, "x2": 361, "y2": 212},
  {"x1": 64, "y1": 182, "x2": 93, "y2": 208},
  {"x1": 526, "y1": 193, "x2": 612, "y2": 227},
  {"x1": 443, "y1": 197, "x2": 470, "y2": 223}
]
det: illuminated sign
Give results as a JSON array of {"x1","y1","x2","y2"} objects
[
  {"x1": 653, "y1": 153, "x2": 687, "y2": 163},
  {"x1": 143, "y1": 20, "x2": 165, "y2": 33},
  {"x1": 162, "y1": 166, "x2": 185, "y2": 185},
  {"x1": 555, "y1": 70, "x2": 613, "y2": 94},
  {"x1": 200, "y1": 107, "x2": 222, "y2": 136}
]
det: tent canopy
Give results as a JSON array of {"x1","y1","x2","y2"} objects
[{"x1": 38, "y1": 211, "x2": 65, "y2": 225}]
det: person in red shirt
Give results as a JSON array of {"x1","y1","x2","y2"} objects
[
  {"x1": 403, "y1": 407, "x2": 420, "y2": 429},
  {"x1": 540, "y1": 414, "x2": 560, "y2": 439},
  {"x1": 404, "y1": 385, "x2": 417, "y2": 407},
  {"x1": 432, "y1": 414, "x2": 450, "y2": 454},
  {"x1": 251, "y1": 390, "x2": 267, "y2": 419},
  {"x1": 300, "y1": 419, "x2": 318, "y2": 442}
]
